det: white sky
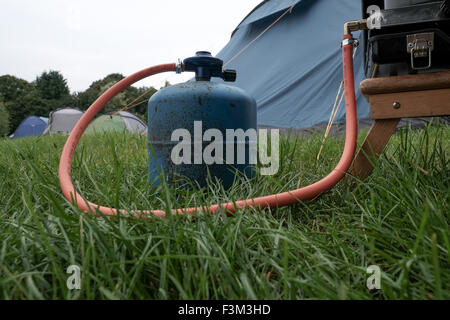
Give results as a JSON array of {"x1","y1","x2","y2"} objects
[{"x1": 0, "y1": 0, "x2": 261, "y2": 92}]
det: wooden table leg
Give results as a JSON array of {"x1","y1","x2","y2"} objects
[{"x1": 349, "y1": 118, "x2": 400, "y2": 181}]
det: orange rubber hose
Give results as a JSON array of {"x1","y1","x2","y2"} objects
[{"x1": 59, "y1": 35, "x2": 357, "y2": 219}]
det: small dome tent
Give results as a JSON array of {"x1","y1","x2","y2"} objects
[
  {"x1": 11, "y1": 116, "x2": 48, "y2": 139},
  {"x1": 86, "y1": 111, "x2": 147, "y2": 134},
  {"x1": 43, "y1": 108, "x2": 84, "y2": 134}
]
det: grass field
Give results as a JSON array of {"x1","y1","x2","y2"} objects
[{"x1": 0, "y1": 122, "x2": 448, "y2": 300}]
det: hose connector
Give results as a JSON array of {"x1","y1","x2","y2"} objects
[
  {"x1": 344, "y1": 19, "x2": 368, "y2": 35},
  {"x1": 176, "y1": 59, "x2": 183, "y2": 74}
]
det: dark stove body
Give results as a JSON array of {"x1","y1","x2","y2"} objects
[{"x1": 362, "y1": 0, "x2": 450, "y2": 77}]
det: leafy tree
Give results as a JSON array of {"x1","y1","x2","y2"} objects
[
  {"x1": 0, "y1": 75, "x2": 33, "y2": 102},
  {"x1": 129, "y1": 86, "x2": 157, "y2": 115},
  {"x1": 5, "y1": 88, "x2": 52, "y2": 132},
  {"x1": 0, "y1": 76, "x2": 37, "y2": 133},
  {"x1": 0, "y1": 71, "x2": 158, "y2": 133},
  {"x1": 35, "y1": 70, "x2": 70, "y2": 100},
  {"x1": 0, "y1": 100, "x2": 10, "y2": 137},
  {"x1": 0, "y1": 73, "x2": 76, "y2": 133},
  {"x1": 78, "y1": 73, "x2": 125, "y2": 112},
  {"x1": 78, "y1": 73, "x2": 156, "y2": 114},
  {"x1": 55, "y1": 92, "x2": 81, "y2": 110}
]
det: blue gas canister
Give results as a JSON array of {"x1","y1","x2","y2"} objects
[{"x1": 148, "y1": 51, "x2": 257, "y2": 189}]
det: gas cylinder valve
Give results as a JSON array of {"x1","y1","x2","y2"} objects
[{"x1": 183, "y1": 51, "x2": 237, "y2": 82}]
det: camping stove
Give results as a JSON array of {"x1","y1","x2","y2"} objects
[{"x1": 362, "y1": 0, "x2": 450, "y2": 77}]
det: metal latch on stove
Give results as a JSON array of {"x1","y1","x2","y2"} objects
[{"x1": 407, "y1": 32, "x2": 434, "y2": 70}]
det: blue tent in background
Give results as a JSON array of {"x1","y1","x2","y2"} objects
[
  {"x1": 11, "y1": 116, "x2": 48, "y2": 139},
  {"x1": 216, "y1": 0, "x2": 369, "y2": 129}
]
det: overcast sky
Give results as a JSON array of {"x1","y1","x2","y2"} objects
[{"x1": 0, "y1": 0, "x2": 261, "y2": 92}]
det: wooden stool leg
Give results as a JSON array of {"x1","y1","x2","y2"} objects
[{"x1": 349, "y1": 118, "x2": 400, "y2": 180}]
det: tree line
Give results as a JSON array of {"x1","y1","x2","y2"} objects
[{"x1": 0, "y1": 70, "x2": 160, "y2": 136}]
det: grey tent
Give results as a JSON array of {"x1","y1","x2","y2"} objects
[{"x1": 43, "y1": 108, "x2": 84, "y2": 134}]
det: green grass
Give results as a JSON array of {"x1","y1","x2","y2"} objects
[{"x1": 0, "y1": 122, "x2": 448, "y2": 300}]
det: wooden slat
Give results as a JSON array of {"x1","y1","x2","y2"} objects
[
  {"x1": 360, "y1": 71, "x2": 450, "y2": 98},
  {"x1": 349, "y1": 119, "x2": 400, "y2": 181},
  {"x1": 370, "y1": 88, "x2": 450, "y2": 120},
  {"x1": 352, "y1": 70, "x2": 450, "y2": 181}
]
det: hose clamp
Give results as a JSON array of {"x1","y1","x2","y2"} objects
[
  {"x1": 341, "y1": 38, "x2": 359, "y2": 48},
  {"x1": 176, "y1": 58, "x2": 182, "y2": 74}
]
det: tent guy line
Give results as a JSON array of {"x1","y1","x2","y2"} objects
[{"x1": 223, "y1": 5, "x2": 295, "y2": 68}]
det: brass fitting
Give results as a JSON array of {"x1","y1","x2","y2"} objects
[{"x1": 344, "y1": 19, "x2": 368, "y2": 35}]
